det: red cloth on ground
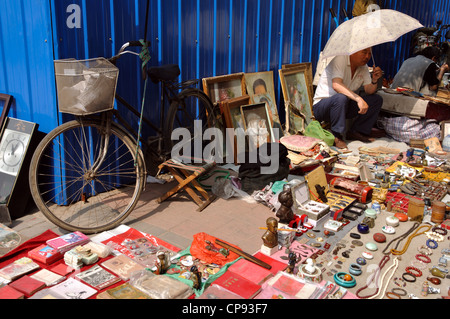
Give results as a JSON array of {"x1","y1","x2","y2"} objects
[{"x1": 0, "y1": 230, "x2": 59, "y2": 268}]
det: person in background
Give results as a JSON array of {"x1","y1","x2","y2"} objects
[
  {"x1": 390, "y1": 46, "x2": 449, "y2": 96},
  {"x1": 313, "y1": 48, "x2": 383, "y2": 149}
]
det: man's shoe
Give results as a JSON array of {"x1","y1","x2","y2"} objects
[
  {"x1": 370, "y1": 127, "x2": 386, "y2": 138},
  {"x1": 334, "y1": 137, "x2": 348, "y2": 149},
  {"x1": 346, "y1": 130, "x2": 375, "y2": 143}
]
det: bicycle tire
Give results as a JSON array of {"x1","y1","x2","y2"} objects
[
  {"x1": 164, "y1": 88, "x2": 217, "y2": 158},
  {"x1": 29, "y1": 118, "x2": 145, "y2": 234}
]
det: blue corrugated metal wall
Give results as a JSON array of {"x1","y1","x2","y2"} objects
[{"x1": 0, "y1": 0, "x2": 449, "y2": 134}]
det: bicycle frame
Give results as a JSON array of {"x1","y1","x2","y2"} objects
[{"x1": 108, "y1": 42, "x2": 199, "y2": 160}]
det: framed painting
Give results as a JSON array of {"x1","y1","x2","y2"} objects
[
  {"x1": 221, "y1": 96, "x2": 251, "y2": 163},
  {"x1": 244, "y1": 71, "x2": 283, "y2": 138},
  {"x1": 202, "y1": 73, "x2": 246, "y2": 104},
  {"x1": 0, "y1": 94, "x2": 12, "y2": 132},
  {"x1": 222, "y1": 95, "x2": 251, "y2": 130},
  {"x1": 281, "y1": 63, "x2": 303, "y2": 69},
  {"x1": 240, "y1": 102, "x2": 274, "y2": 149},
  {"x1": 279, "y1": 63, "x2": 314, "y2": 134},
  {"x1": 441, "y1": 120, "x2": 450, "y2": 141}
]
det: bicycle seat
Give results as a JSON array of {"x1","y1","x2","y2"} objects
[{"x1": 147, "y1": 64, "x2": 181, "y2": 83}]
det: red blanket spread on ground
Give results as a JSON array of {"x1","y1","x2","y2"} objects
[{"x1": 0, "y1": 229, "x2": 181, "y2": 299}]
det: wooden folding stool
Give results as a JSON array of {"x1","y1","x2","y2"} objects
[{"x1": 156, "y1": 159, "x2": 217, "y2": 211}]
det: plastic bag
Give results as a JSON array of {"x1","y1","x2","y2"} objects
[
  {"x1": 304, "y1": 120, "x2": 335, "y2": 146},
  {"x1": 189, "y1": 233, "x2": 241, "y2": 266},
  {"x1": 130, "y1": 269, "x2": 193, "y2": 299}
]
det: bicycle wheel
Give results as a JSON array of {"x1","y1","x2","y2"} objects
[
  {"x1": 164, "y1": 88, "x2": 217, "y2": 157},
  {"x1": 29, "y1": 118, "x2": 145, "y2": 234}
]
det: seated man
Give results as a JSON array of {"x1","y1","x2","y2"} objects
[
  {"x1": 313, "y1": 48, "x2": 383, "y2": 149},
  {"x1": 391, "y1": 46, "x2": 449, "y2": 96}
]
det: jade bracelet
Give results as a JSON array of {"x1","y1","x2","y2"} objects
[{"x1": 334, "y1": 272, "x2": 356, "y2": 288}]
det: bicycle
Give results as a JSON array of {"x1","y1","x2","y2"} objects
[{"x1": 28, "y1": 40, "x2": 217, "y2": 234}]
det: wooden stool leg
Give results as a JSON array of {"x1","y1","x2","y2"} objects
[
  {"x1": 157, "y1": 167, "x2": 204, "y2": 207},
  {"x1": 156, "y1": 161, "x2": 217, "y2": 211}
]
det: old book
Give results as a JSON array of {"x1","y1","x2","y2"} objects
[
  {"x1": 75, "y1": 265, "x2": 121, "y2": 290},
  {"x1": 266, "y1": 272, "x2": 305, "y2": 296},
  {"x1": 30, "y1": 269, "x2": 65, "y2": 286},
  {"x1": 101, "y1": 254, "x2": 145, "y2": 280},
  {"x1": 0, "y1": 257, "x2": 40, "y2": 281},
  {"x1": 252, "y1": 252, "x2": 287, "y2": 275},
  {"x1": 49, "y1": 277, "x2": 97, "y2": 299},
  {"x1": 49, "y1": 263, "x2": 75, "y2": 276},
  {"x1": 28, "y1": 288, "x2": 65, "y2": 299},
  {"x1": 212, "y1": 271, "x2": 261, "y2": 299},
  {"x1": 9, "y1": 275, "x2": 46, "y2": 297},
  {"x1": 101, "y1": 283, "x2": 150, "y2": 299},
  {"x1": 227, "y1": 258, "x2": 273, "y2": 285},
  {"x1": 46, "y1": 231, "x2": 90, "y2": 253},
  {"x1": 28, "y1": 244, "x2": 63, "y2": 265},
  {"x1": 0, "y1": 284, "x2": 25, "y2": 299}
]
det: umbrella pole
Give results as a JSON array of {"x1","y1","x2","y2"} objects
[{"x1": 371, "y1": 48, "x2": 376, "y2": 67}]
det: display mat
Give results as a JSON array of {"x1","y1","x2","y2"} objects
[
  {"x1": 310, "y1": 212, "x2": 449, "y2": 300},
  {"x1": 0, "y1": 227, "x2": 182, "y2": 299}
]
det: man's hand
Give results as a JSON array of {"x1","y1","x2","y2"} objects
[
  {"x1": 372, "y1": 66, "x2": 383, "y2": 82},
  {"x1": 357, "y1": 97, "x2": 369, "y2": 114}
]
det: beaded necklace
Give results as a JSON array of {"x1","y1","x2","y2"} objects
[{"x1": 355, "y1": 255, "x2": 391, "y2": 299}]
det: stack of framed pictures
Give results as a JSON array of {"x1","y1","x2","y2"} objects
[{"x1": 202, "y1": 63, "x2": 316, "y2": 162}]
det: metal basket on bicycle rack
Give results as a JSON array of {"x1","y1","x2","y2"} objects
[{"x1": 54, "y1": 58, "x2": 119, "y2": 115}]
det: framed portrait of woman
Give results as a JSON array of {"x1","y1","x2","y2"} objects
[{"x1": 279, "y1": 63, "x2": 314, "y2": 135}]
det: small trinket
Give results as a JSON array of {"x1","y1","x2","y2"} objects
[
  {"x1": 365, "y1": 242, "x2": 378, "y2": 251},
  {"x1": 342, "y1": 251, "x2": 350, "y2": 258},
  {"x1": 190, "y1": 266, "x2": 202, "y2": 290},
  {"x1": 373, "y1": 233, "x2": 386, "y2": 243},
  {"x1": 428, "y1": 286, "x2": 440, "y2": 294},
  {"x1": 351, "y1": 240, "x2": 363, "y2": 247},
  {"x1": 362, "y1": 251, "x2": 374, "y2": 260},
  {"x1": 426, "y1": 277, "x2": 441, "y2": 285},
  {"x1": 394, "y1": 212, "x2": 408, "y2": 222},
  {"x1": 421, "y1": 281, "x2": 429, "y2": 297},
  {"x1": 386, "y1": 216, "x2": 400, "y2": 227},
  {"x1": 349, "y1": 263, "x2": 362, "y2": 276},
  {"x1": 356, "y1": 257, "x2": 366, "y2": 265},
  {"x1": 357, "y1": 223, "x2": 370, "y2": 234},
  {"x1": 382, "y1": 225, "x2": 396, "y2": 234}
]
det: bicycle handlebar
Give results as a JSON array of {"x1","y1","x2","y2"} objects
[{"x1": 109, "y1": 40, "x2": 151, "y2": 64}]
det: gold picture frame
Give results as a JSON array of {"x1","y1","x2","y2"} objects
[
  {"x1": 279, "y1": 63, "x2": 314, "y2": 134},
  {"x1": 202, "y1": 73, "x2": 246, "y2": 105}
]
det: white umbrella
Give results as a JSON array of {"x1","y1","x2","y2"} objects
[{"x1": 321, "y1": 9, "x2": 423, "y2": 59}]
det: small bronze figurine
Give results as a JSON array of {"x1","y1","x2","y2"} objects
[
  {"x1": 190, "y1": 265, "x2": 202, "y2": 290},
  {"x1": 155, "y1": 251, "x2": 170, "y2": 274},
  {"x1": 286, "y1": 252, "x2": 297, "y2": 274},
  {"x1": 262, "y1": 217, "x2": 278, "y2": 248},
  {"x1": 276, "y1": 184, "x2": 294, "y2": 224}
]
